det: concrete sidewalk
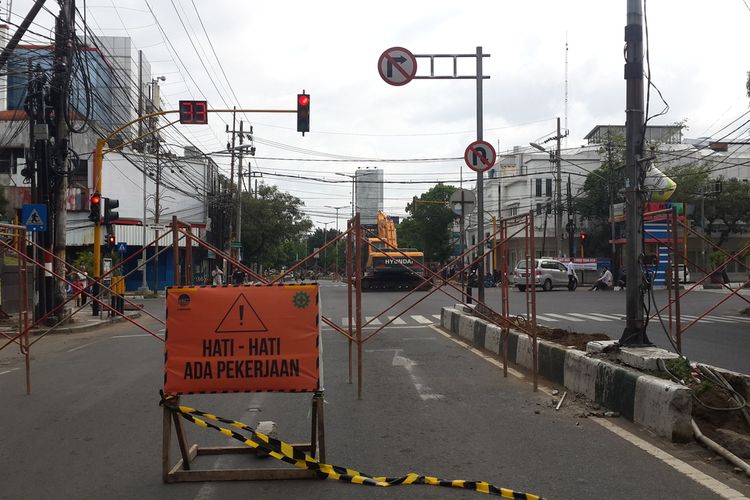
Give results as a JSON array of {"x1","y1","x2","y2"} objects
[{"x1": 0, "y1": 305, "x2": 142, "y2": 337}]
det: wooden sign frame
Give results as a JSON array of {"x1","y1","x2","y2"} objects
[
  {"x1": 162, "y1": 393, "x2": 325, "y2": 482},
  {"x1": 162, "y1": 284, "x2": 325, "y2": 482}
]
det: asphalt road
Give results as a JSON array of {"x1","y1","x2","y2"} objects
[{"x1": 1, "y1": 284, "x2": 748, "y2": 499}]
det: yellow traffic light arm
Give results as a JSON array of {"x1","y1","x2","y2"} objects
[{"x1": 92, "y1": 107, "x2": 296, "y2": 280}]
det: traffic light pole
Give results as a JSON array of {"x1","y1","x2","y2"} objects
[{"x1": 91, "y1": 107, "x2": 299, "y2": 286}]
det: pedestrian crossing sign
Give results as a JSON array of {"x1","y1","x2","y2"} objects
[{"x1": 21, "y1": 204, "x2": 47, "y2": 232}]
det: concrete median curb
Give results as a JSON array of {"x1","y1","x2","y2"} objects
[
  {"x1": 29, "y1": 311, "x2": 143, "y2": 335},
  {"x1": 441, "y1": 306, "x2": 694, "y2": 442}
]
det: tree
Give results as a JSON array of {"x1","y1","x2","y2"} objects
[
  {"x1": 240, "y1": 183, "x2": 312, "y2": 270},
  {"x1": 307, "y1": 227, "x2": 341, "y2": 272},
  {"x1": 576, "y1": 144, "x2": 626, "y2": 258},
  {"x1": 398, "y1": 183, "x2": 457, "y2": 263},
  {"x1": 704, "y1": 177, "x2": 750, "y2": 247},
  {"x1": 662, "y1": 162, "x2": 710, "y2": 206}
]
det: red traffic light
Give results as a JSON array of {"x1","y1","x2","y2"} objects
[
  {"x1": 298, "y1": 94, "x2": 310, "y2": 107},
  {"x1": 579, "y1": 233, "x2": 587, "y2": 240},
  {"x1": 90, "y1": 193, "x2": 101, "y2": 204}
]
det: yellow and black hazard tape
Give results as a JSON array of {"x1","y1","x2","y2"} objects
[{"x1": 160, "y1": 397, "x2": 545, "y2": 499}]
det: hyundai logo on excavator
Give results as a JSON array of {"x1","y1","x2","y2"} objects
[{"x1": 384, "y1": 258, "x2": 414, "y2": 266}]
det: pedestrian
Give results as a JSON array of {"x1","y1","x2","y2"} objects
[
  {"x1": 566, "y1": 258, "x2": 577, "y2": 290},
  {"x1": 590, "y1": 266, "x2": 613, "y2": 291},
  {"x1": 615, "y1": 267, "x2": 627, "y2": 291},
  {"x1": 80, "y1": 272, "x2": 89, "y2": 304},
  {"x1": 232, "y1": 267, "x2": 246, "y2": 285},
  {"x1": 211, "y1": 265, "x2": 224, "y2": 286}
]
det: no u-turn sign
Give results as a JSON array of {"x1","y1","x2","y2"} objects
[{"x1": 464, "y1": 140, "x2": 496, "y2": 173}]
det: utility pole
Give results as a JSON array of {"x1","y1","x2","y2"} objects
[
  {"x1": 235, "y1": 120, "x2": 244, "y2": 266},
  {"x1": 621, "y1": 0, "x2": 650, "y2": 346},
  {"x1": 138, "y1": 50, "x2": 150, "y2": 293},
  {"x1": 555, "y1": 117, "x2": 563, "y2": 258},
  {"x1": 52, "y1": 0, "x2": 75, "y2": 319},
  {"x1": 153, "y1": 143, "x2": 161, "y2": 291},
  {"x1": 325, "y1": 205, "x2": 348, "y2": 279},
  {"x1": 566, "y1": 174, "x2": 574, "y2": 257},
  {"x1": 27, "y1": 64, "x2": 50, "y2": 319},
  {"x1": 227, "y1": 108, "x2": 237, "y2": 263}
]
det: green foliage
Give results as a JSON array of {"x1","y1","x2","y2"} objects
[
  {"x1": 71, "y1": 250, "x2": 94, "y2": 275},
  {"x1": 306, "y1": 227, "x2": 342, "y2": 271},
  {"x1": 704, "y1": 177, "x2": 750, "y2": 247},
  {"x1": 662, "y1": 162, "x2": 710, "y2": 205},
  {"x1": 399, "y1": 183, "x2": 457, "y2": 263},
  {"x1": 663, "y1": 357, "x2": 711, "y2": 395},
  {"x1": 240, "y1": 183, "x2": 313, "y2": 269},
  {"x1": 577, "y1": 134, "x2": 626, "y2": 223}
]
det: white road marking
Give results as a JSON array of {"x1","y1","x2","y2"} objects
[
  {"x1": 568, "y1": 313, "x2": 611, "y2": 322},
  {"x1": 534, "y1": 314, "x2": 559, "y2": 322},
  {"x1": 391, "y1": 349, "x2": 444, "y2": 400},
  {"x1": 365, "y1": 316, "x2": 382, "y2": 326},
  {"x1": 588, "y1": 313, "x2": 624, "y2": 320},
  {"x1": 703, "y1": 315, "x2": 739, "y2": 324},
  {"x1": 0, "y1": 368, "x2": 20, "y2": 376},
  {"x1": 67, "y1": 341, "x2": 101, "y2": 352},
  {"x1": 412, "y1": 315, "x2": 433, "y2": 324},
  {"x1": 323, "y1": 325, "x2": 426, "y2": 332},
  {"x1": 111, "y1": 333, "x2": 165, "y2": 339},
  {"x1": 722, "y1": 315, "x2": 750, "y2": 323},
  {"x1": 680, "y1": 315, "x2": 714, "y2": 324},
  {"x1": 386, "y1": 316, "x2": 407, "y2": 325},
  {"x1": 543, "y1": 313, "x2": 584, "y2": 322},
  {"x1": 592, "y1": 418, "x2": 748, "y2": 500},
  {"x1": 430, "y1": 323, "x2": 745, "y2": 498},
  {"x1": 431, "y1": 314, "x2": 442, "y2": 320}
]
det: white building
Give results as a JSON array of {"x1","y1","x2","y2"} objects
[{"x1": 355, "y1": 168, "x2": 383, "y2": 225}]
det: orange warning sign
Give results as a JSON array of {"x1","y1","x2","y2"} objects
[{"x1": 164, "y1": 284, "x2": 320, "y2": 395}]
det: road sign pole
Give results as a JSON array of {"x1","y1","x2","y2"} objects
[{"x1": 476, "y1": 46, "x2": 485, "y2": 303}]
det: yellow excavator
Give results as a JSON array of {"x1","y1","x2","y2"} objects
[{"x1": 362, "y1": 210, "x2": 430, "y2": 291}]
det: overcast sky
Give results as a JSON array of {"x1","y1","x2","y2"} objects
[{"x1": 12, "y1": 0, "x2": 750, "y2": 227}]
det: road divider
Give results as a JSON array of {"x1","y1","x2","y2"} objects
[{"x1": 161, "y1": 399, "x2": 546, "y2": 499}]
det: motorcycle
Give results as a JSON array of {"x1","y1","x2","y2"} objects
[{"x1": 567, "y1": 274, "x2": 578, "y2": 291}]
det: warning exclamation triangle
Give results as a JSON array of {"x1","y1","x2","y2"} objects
[{"x1": 215, "y1": 293, "x2": 268, "y2": 333}]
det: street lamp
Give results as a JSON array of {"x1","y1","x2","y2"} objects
[
  {"x1": 334, "y1": 172, "x2": 356, "y2": 217},
  {"x1": 325, "y1": 205, "x2": 348, "y2": 280}
]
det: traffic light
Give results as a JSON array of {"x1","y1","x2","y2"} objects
[
  {"x1": 297, "y1": 92, "x2": 310, "y2": 135},
  {"x1": 88, "y1": 192, "x2": 102, "y2": 222},
  {"x1": 107, "y1": 233, "x2": 116, "y2": 250},
  {"x1": 579, "y1": 232, "x2": 587, "y2": 242},
  {"x1": 104, "y1": 197, "x2": 120, "y2": 224}
]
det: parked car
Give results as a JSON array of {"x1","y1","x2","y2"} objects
[
  {"x1": 674, "y1": 264, "x2": 691, "y2": 284},
  {"x1": 512, "y1": 258, "x2": 569, "y2": 291}
]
